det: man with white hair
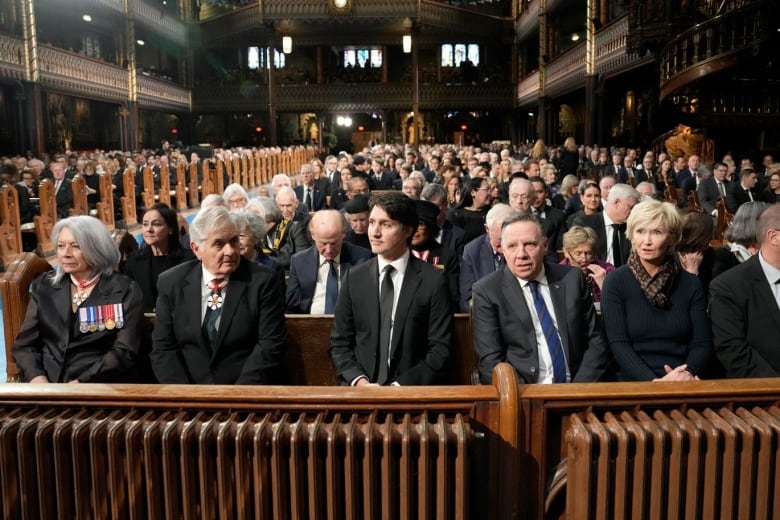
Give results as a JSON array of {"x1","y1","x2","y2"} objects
[
  {"x1": 459, "y1": 203, "x2": 518, "y2": 312},
  {"x1": 635, "y1": 181, "x2": 657, "y2": 200},
  {"x1": 573, "y1": 183, "x2": 640, "y2": 267},
  {"x1": 273, "y1": 186, "x2": 312, "y2": 268},
  {"x1": 508, "y1": 178, "x2": 535, "y2": 214}
]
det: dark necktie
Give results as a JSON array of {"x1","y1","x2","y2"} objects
[
  {"x1": 494, "y1": 251, "x2": 505, "y2": 271},
  {"x1": 612, "y1": 223, "x2": 626, "y2": 267},
  {"x1": 717, "y1": 182, "x2": 726, "y2": 197},
  {"x1": 377, "y1": 265, "x2": 395, "y2": 385},
  {"x1": 527, "y1": 280, "x2": 566, "y2": 383},
  {"x1": 746, "y1": 189, "x2": 754, "y2": 202},
  {"x1": 202, "y1": 278, "x2": 225, "y2": 346},
  {"x1": 304, "y1": 189, "x2": 312, "y2": 211},
  {"x1": 324, "y1": 260, "x2": 339, "y2": 314}
]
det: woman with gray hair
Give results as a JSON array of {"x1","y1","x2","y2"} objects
[
  {"x1": 725, "y1": 201, "x2": 770, "y2": 262},
  {"x1": 12, "y1": 216, "x2": 144, "y2": 383},
  {"x1": 231, "y1": 209, "x2": 284, "y2": 286},
  {"x1": 222, "y1": 183, "x2": 249, "y2": 209}
]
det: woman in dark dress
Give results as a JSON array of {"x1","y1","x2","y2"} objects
[
  {"x1": 446, "y1": 177, "x2": 492, "y2": 243},
  {"x1": 123, "y1": 203, "x2": 195, "y2": 312},
  {"x1": 12, "y1": 216, "x2": 143, "y2": 383}
]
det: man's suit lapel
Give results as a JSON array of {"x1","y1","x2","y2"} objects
[
  {"x1": 213, "y1": 260, "x2": 248, "y2": 358},
  {"x1": 748, "y1": 258, "x2": 780, "y2": 333},
  {"x1": 182, "y1": 263, "x2": 207, "y2": 350},
  {"x1": 389, "y1": 256, "x2": 421, "y2": 358},
  {"x1": 480, "y1": 236, "x2": 496, "y2": 274},
  {"x1": 500, "y1": 269, "x2": 537, "y2": 348}
]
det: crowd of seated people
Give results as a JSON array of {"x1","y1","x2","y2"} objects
[{"x1": 4, "y1": 140, "x2": 780, "y2": 387}]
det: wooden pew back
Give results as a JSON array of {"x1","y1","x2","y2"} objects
[
  {"x1": 33, "y1": 179, "x2": 56, "y2": 254},
  {"x1": 95, "y1": 173, "x2": 115, "y2": 230},
  {"x1": 0, "y1": 184, "x2": 23, "y2": 266},
  {"x1": 68, "y1": 175, "x2": 89, "y2": 216},
  {"x1": 120, "y1": 169, "x2": 138, "y2": 228}
]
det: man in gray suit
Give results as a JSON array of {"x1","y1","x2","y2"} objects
[
  {"x1": 471, "y1": 213, "x2": 611, "y2": 384},
  {"x1": 697, "y1": 162, "x2": 730, "y2": 217}
]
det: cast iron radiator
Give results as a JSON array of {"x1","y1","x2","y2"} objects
[
  {"x1": 0, "y1": 408, "x2": 473, "y2": 519},
  {"x1": 566, "y1": 406, "x2": 780, "y2": 519}
]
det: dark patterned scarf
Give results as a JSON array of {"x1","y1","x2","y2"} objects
[{"x1": 627, "y1": 250, "x2": 678, "y2": 309}]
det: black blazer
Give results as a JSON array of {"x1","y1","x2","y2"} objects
[
  {"x1": 459, "y1": 234, "x2": 499, "y2": 312},
  {"x1": 439, "y1": 220, "x2": 466, "y2": 257},
  {"x1": 151, "y1": 257, "x2": 287, "y2": 384},
  {"x1": 54, "y1": 178, "x2": 73, "y2": 219},
  {"x1": 286, "y1": 242, "x2": 372, "y2": 313},
  {"x1": 710, "y1": 255, "x2": 780, "y2": 377},
  {"x1": 726, "y1": 183, "x2": 759, "y2": 213},
  {"x1": 471, "y1": 263, "x2": 611, "y2": 384},
  {"x1": 123, "y1": 246, "x2": 195, "y2": 312},
  {"x1": 294, "y1": 184, "x2": 327, "y2": 211},
  {"x1": 329, "y1": 254, "x2": 454, "y2": 385},
  {"x1": 572, "y1": 212, "x2": 629, "y2": 265},
  {"x1": 537, "y1": 206, "x2": 568, "y2": 260},
  {"x1": 12, "y1": 271, "x2": 144, "y2": 383}
]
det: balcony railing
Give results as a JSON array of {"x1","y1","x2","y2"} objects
[
  {"x1": 545, "y1": 42, "x2": 586, "y2": 98},
  {"x1": 596, "y1": 16, "x2": 654, "y2": 77},
  {"x1": 38, "y1": 45, "x2": 128, "y2": 101},
  {"x1": 132, "y1": 0, "x2": 186, "y2": 45},
  {"x1": 81, "y1": 0, "x2": 124, "y2": 14},
  {"x1": 517, "y1": 71, "x2": 539, "y2": 106},
  {"x1": 0, "y1": 33, "x2": 25, "y2": 81},
  {"x1": 137, "y1": 74, "x2": 190, "y2": 110},
  {"x1": 192, "y1": 82, "x2": 514, "y2": 112}
]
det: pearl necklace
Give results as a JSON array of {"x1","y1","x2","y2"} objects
[{"x1": 70, "y1": 274, "x2": 101, "y2": 306}]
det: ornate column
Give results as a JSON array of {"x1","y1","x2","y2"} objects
[
  {"x1": 19, "y1": 0, "x2": 43, "y2": 153},
  {"x1": 584, "y1": 0, "x2": 598, "y2": 145},
  {"x1": 537, "y1": 0, "x2": 547, "y2": 140},
  {"x1": 124, "y1": 0, "x2": 139, "y2": 149}
]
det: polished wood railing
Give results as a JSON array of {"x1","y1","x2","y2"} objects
[
  {"x1": 0, "y1": 33, "x2": 25, "y2": 80},
  {"x1": 37, "y1": 44, "x2": 128, "y2": 102},
  {"x1": 137, "y1": 74, "x2": 190, "y2": 110}
]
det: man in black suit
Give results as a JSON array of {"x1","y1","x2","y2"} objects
[
  {"x1": 529, "y1": 176, "x2": 567, "y2": 261},
  {"x1": 368, "y1": 157, "x2": 396, "y2": 190},
  {"x1": 726, "y1": 168, "x2": 759, "y2": 213},
  {"x1": 293, "y1": 163, "x2": 327, "y2": 212},
  {"x1": 329, "y1": 192, "x2": 453, "y2": 386},
  {"x1": 710, "y1": 204, "x2": 780, "y2": 377},
  {"x1": 676, "y1": 154, "x2": 700, "y2": 189},
  {"x1": 698, "y1": 162, "x2": 730, "y2": 216},
  {"x1": 286, "y1": 210, "x2": 371, "y2": 314},
  {"x1": 471, "y1": 213, "x2": 611, "y2": 384},
  {"x1": 573, "y1": 183, "x2": 640, "y2": 267},
  {"x1": 421, "y1": 183, "x2": 466, "y2": 257},
  {"x1": 459, "y1": 203, "x2": 516, "y2": 312},
  {"x1": 50, "y1": 161, "x2": 73, "y2": 219},
  {"x1": 152, "y1": 206, "x2": 287, "y2": 384}
]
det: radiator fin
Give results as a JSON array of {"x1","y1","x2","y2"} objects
[
  {"x1": 567, "y1": 406, "x2": 780, "y2": 520},
  {"x1": 0, "y1": 409, "x2": 472, "y2": 519}
]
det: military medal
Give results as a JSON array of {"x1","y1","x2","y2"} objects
[
  {"x1": 71, "y1": 274, "x2": 100, "y2": 306},
  {"x1": 87, "y1": 306, "x2": 98, "y2": 332},
  {"x1": 114, "y1": 303, "x2": 124, "y2": 329},
  {"x1": 206, "y1": 278, "x2": 227, "y2": 310},
  {"x1": 104, "y1": 304, "x2": 116, "y2": 330},
  {"x1": 97, "y1": 305, "x2": 105, "y2": 331},
  {"x1": 78, "y1": 307, "x2": 89, "y2": 333}
]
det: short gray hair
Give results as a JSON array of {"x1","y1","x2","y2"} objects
[
  {"x1": 201, "y1": 194, "x2": 227, "y2": 209},
  {"x1": 248, "y1": 196, "x2": 283, "y2": 224},
  {"x1": 726, "y1": 201, "x2": 770, "y2": 246},
  {"x1": 607, "y1": 183, "x2": 640, "y2": 203},
  {"x1": 485, "y1": 203, "x2": 517, "y2": 228},
  {"x1": 222, "y1": 183, "x2": 249, "y2": 205},
  {"x1": 190, "y1": 206, "x2": 236, "y2": 245},
  {"x1": 420, "y1": 182, "x2": 447, "y2": 202},
  {"x1": 275, "y1": 185, "x2": 298, "y2": 202},
  {"x1": 51, "y1": 216, "x2": 120, "y2": 284},
  {"x1": 231, "y1": 209, "x2": 267, "y2": 242}
]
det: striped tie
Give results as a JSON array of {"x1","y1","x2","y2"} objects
[{"x1": 527, "y1": 280, "x2": 567, "y2": 383}]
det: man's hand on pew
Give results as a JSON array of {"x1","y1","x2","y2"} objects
[{"x1": 29, "y1": 375, "x2": 50, "y2": 383}]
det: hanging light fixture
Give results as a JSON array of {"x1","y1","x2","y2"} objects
[
  {"x1": 402, "y1": 35, "x2": 412, "y2": 54},
  {"x1": 282, "y1": 36, "x2": 293, "y2": 54}
]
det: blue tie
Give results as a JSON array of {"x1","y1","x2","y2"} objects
[
  {"x1": 324, "y1": 260, "x2": 339, "y2": 314},
  {"x1": 527, "y1": 280, "x2": 567, "y2": 383}
]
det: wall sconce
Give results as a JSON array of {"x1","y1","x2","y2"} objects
[
  {"x1": 402, "y1": 35, "x2": 412, "y2": 54},
  {"x1": 282, "y1": 36, "x2": 293, "y2": 54}
]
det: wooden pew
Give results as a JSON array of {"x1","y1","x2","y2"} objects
[
  {"x1": 0, "y1": 363, "x2": 520, "y2": 519},
  {"x1": 95, "y1": 173, "x2": 115, "y2": 230},
  {"x1": 187, "y1": 162, "x2": 200, "y2": 207},
  {"x1": 120, "y1": 169, "x2": 138, "y2": 228},
  {"x1": 33, "y1": 179, "x2": 56, "y2": 255},
  {"x1": 232, "y1": 155, "x2": 241, "y2": 185},
  {"x1": 716, "y1": 196, "x2": 734, "y2": 242},
  {"x1": 68, "y1": 175, "x2": 89, "y2": 216},
  {"x1": 0, "y1": 252, "x2": 52, "y2": 381},
  {"x1": 140, "y1": 167, "x2": 156, "y2": 209},
  {"x1": 0, "y1": 184, "x2": 23, "y2": 266},
  {"x1": 174, "y1": 163, "x2": 188, "y2": 210},
  {"x1": 157, "y1": 165, "x2": 171, "y2": 207}
]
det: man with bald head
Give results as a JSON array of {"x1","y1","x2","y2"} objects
[{"x1": 286, "y1": 210, "x2": 371, "y2": 314}]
